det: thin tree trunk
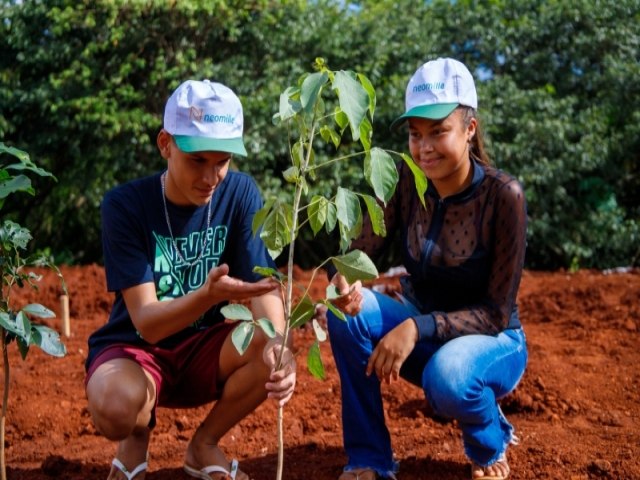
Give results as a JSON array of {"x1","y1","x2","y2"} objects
[{"x1": 1, "y1": 333, "x2": 9, "y2": 480}]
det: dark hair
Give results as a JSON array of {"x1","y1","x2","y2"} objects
[{"x1": 460, "y1": 107, "x2": 490, "y2": 166}]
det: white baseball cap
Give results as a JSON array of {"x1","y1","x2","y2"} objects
[
  {"x1": 163, "y1": 79, "x2": 247, "y2": 156},
  {"x1": 391, "y1": 57, "x2": 477, "y2": 129}
]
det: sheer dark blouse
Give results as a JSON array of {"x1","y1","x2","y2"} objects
[{"x1": 352, "y1": 160, "x2": 527, "y2": 342}]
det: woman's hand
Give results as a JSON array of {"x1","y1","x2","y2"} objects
[
  {"x1": 263, "y1": 337, "x2": 297, "y2": 407},
  {"x1": 330, "y1": 274, "x2": 363, "y2": 316},
  {"x1": 367, "y1": 318, "x2": 418, "y2": 384}
]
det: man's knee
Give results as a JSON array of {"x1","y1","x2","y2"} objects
[
  {"x1": 86, "y1": 367, "x2": 151, "y2": 439},
  {"x1": 87, "y1": 390, "x2": 140, "y2": 440}
]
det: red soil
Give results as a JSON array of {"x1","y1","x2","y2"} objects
[{"x1": 3, "y1": 265, "x2": 640, "y2": 479}]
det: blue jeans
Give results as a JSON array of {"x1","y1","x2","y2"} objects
[{"x1": 327, "y1": 288, "x2": 528, "y2": 477}]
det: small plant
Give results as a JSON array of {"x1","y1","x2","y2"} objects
[
  {"x1": 221, "y1": 59, "x2": 427, "y2": 480},
  {"x1": 0, "y1": 143, "x2": 67, "y2": 480}
]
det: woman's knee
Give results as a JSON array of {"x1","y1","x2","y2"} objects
[{"x1": 423, "y1": 354, "x2": 477, "y2": 416}]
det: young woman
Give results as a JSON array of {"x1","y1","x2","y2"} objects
[
  {"x1": 85, "y1": 80, "x2": 296, "y2": 480},
  {"x1": 325, "y1": 58, "x2": 528, "y2": 480}
]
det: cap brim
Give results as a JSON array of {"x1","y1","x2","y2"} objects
[
  {"x1": 174, "y1": 135, "x2": 247, "y2": 157},
  {"x1": 390, "y1": 103, "x2": 459, "y2": 130}
]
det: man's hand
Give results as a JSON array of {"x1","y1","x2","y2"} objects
[
  {"x1": 366, "y1": 318, "x2": 418, "y2": 384},
  {"x1": 205, "y1": 264, "x2": 279, "y2": 305},
  {"x1": 263, "y1": 337, "x2": 297, "y2": 407}
]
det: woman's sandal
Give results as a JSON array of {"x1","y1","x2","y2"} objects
[
  {"x1": 184, "y1": 458, "x2": 239, "y2": 479},
  {"x1": 470, "y1": 453, "x2": 510, "y2": 480}
]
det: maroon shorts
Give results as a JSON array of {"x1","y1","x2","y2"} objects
[{"x1": 85, "y1": 322, "x2": 237, "y2": 414}]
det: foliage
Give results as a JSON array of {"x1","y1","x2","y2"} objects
[
  {"x1": 0, "y1": 143, "x2": 66, "y2": 480},
  {"x1": 1, "y1": 0, "x2": 638, "y2": 269}
]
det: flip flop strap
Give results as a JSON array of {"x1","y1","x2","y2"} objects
[
  {"x1": 201, "y1": 459, "x2": 238, "y2": 479},
  {"x1": 112, "y1": 458, "x2": 148, "y2": 480}
]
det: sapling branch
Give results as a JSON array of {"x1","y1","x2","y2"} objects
[
  {"x1": 307, "y1": 151, "x2": 365, "y2": 172},
  {"x1": 222, "y1": 60, "x2": 416, "y2": 480}
]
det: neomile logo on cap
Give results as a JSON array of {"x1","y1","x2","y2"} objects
[
  {"x1": 390, "y1": 57, "x2": 478, "y2": 130},
  {"x1": 413, "y1": 81, "x2": 445, "y2": 93},
  {"x1": 164, "y1": 80, "x2": 248, "y2": 156},
  {"x1": 188, "y1": 106, "x2": 235, "y2": 125}
]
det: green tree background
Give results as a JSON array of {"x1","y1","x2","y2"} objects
[{"x1": 1, "y1": 0, "x2": 638, "y2": 270}]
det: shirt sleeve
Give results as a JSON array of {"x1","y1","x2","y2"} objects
[
  {"x1": 225, "y1": 176, "x2": 276, "y2": 282},
  {"x1": 101, "y1": 187, "x2": 154, "y2": 292}
]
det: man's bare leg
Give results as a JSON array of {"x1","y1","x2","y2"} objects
[{"x1": 86, "y1": 358, "x2": 156, "y2": 480}]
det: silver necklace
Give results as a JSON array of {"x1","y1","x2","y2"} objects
[{"x1": 160, "y1": 171, "x2": 212, "y2": 267}]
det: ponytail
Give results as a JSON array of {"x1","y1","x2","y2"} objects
[{"x1": 461, "y1": 107, "x2": 490, "y2": 166}]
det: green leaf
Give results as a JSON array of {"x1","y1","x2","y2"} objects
[
  {"x1": 330, "y1": 249, "x2": 378, "y2": 284},
  {"x1": 401, "y1": 153, "x2": 428, "y2": 209},
  {"x1": 332, "y1": 71, "x2": 369, "y2": 141},
  {"x1": 292, "y1": 141, "x2": 304, "y2": 170},
  {"x1": 325, "y1": 202, "x2": 337, "y2": 233},
  {"x1": 307, "y1": 341, "x2": 325, "y2": 380},
  {"x1": 0, "y1": 144, "x2": 55, "y2": 179},
  {"x1": 299, "y1": 176, "x2": 309, "y2": 196},
  {"x1": 278, "y1": 86, "x2": 301, "y2": 122},
  {"x1": 15, "y1": 311, "x2": 32, "y2": 344},
  {"x1": 307, "y1": 195, "x2": 329, "y2": 236},
  {"x1": 312, "y1": 318, "x2": 327, "y2": 342},
  {"x1": 334, "y1": 109, "x2": 349, "y2": 133},
  {"x1": 325, "y1": 284, "x2": 340, "y2": 300},
  {"x1": 0, "y1": 143, "x2": 30, "y2": 162},
  {"x1": 17, "y1": 336, "x2": 29, "y2": 360},
  {"x1": 300, "y1": 72, "x2": 328, "y2": 113},
  {"x1": 0, "y1": 175, "x2": 34, "y2": 200},
  {"x1": 365, "y1": 148, "x2": 398, "y2": 205},
  {"x1": 338, "y1": 212, "x2": 363, "y2": 253},
  {"x1": 253, "y1": 266, "x2": 284, "y2": 281},
  {"x1": 252, "y1": 197, "x2": 275, "y2": 237},
  {"x1": 256, "y1": 318, "x2": 276, "y2": 338},
  {"x1": 31, "y1": 324, "x2": 66, "y2": 357},
  {"x1": 5, "y1": 162, "x2": 55, "y2": 179},
  {"x1": 0, "y1": 220, "x2": 32, "y2": 249},
  {"x1": 359, "y1": 117, "x2": 372, "y2": 151},
  {"x1": 283, "y1": 166, "x2": 300, "y2": 184},
  {"x1": 22, "y1": 303, "x2": 56, "y2": 318},
  {"x1": 361, "y1": 194, "x2": 386, "y2": 237},
  {"x1": 319, "y1": 125, "x2": 342, "y2": 149},
  {"x1": 260, "y1": 201, "x2": 294, "y2": 259},
  {"x1": 289, "y1": 294, "x2": 315, "y2": 329},
  {"x1": 357, "y1": 72, "x2": 376, "y2": 117},
  {"x1": 0, "y1": 312, "x2": 18, "y2": 334},
  {"x1": 324, "y1": 300, "x2": 347, "y2": 321},
  {"x1": 335, "y1": 187, "x2": 361, "y2": 231},
  {"x1": 220, "y1": 304, "x2": 254, "y2": 321},
  {"x1": 231, "y1": 321, "x2": 255, "y2": 355}
]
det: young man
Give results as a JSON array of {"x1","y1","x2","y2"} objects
[{"x1": 85, "y1": 79, "x2": 295, "y2": 480}]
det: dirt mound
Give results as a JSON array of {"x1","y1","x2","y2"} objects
[{"x1": 2, "y1": 266, "x2": 639, "y2": 479}]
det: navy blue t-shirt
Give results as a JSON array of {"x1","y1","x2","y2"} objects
[{"x1": 86, "y1": 170, "x2": 275, "y2": 369}]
